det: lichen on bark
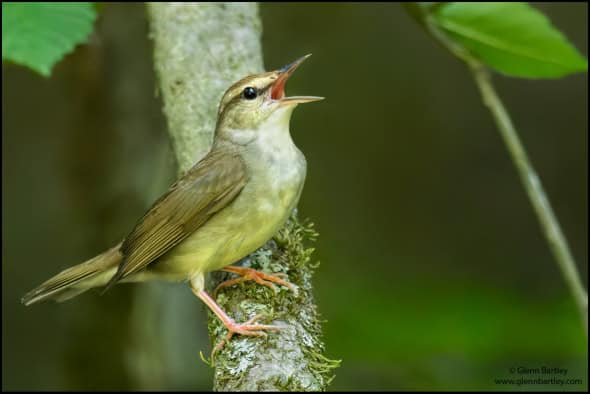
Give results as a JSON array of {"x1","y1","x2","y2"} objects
[
  {"x1": 148, "y1": 2, "x2": 264, "y2": 171},
  {"x1": 147, "y1": 2, "x2": 339, "y2": 391},
  {"x1": 207, "y1": 215, "x2": 340, "y2": 391}
]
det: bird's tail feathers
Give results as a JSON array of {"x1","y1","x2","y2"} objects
[{"x1": 22, "y1": 243, "x2": 123, "y2": 306}]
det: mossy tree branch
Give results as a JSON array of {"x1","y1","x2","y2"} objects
[{"x1": 147, "y1": 2, "x2": 339, "y2": 390}]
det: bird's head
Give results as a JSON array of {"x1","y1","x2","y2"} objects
[{"x1": 215, "y1": 54, "x2": 323, "y2": 134}]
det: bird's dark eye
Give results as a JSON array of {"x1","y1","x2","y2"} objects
[{"x1": 242, "y1": 86, "x2": 258, "y2": 100}]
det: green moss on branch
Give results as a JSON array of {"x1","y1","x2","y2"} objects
[{"x1": 207, "y1": 215, "x2": 340, "y2": 391}]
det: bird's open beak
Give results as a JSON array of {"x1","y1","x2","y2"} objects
[{"x1": 271, "y1": 54, "x2": 324, "y2": 105}]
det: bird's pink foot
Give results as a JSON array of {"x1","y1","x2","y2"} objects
[
  {"x1": 211, "y1": 314, "x2": 283, "y2": 358},
  {"x1": 191, "y1": 286, "x2": 284, "y2": 362},
  {"x1": 213, "y1": 266, "x2": 298, "y2": 298}
]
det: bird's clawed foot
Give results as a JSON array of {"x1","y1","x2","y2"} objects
[
  {"x1": 213, "y1": 266, "x2": 298, "y2": 298},
  {"x1": 191, "y1": 286, "x2": 285, "y2": 363},
  {"x1": 211, "y1": 314, "x2": 283, "y2": 361}
]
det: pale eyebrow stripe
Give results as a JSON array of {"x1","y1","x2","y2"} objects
[{"x1": 219, "y1": 83, "x2": 272, "y2": 118}]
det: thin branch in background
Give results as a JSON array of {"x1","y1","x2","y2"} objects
[
  {"x1": 408, "y1": 5, "x2": 588, "y2": 335},
  {"x1": 469, "y1": 64, "x2": 588, "y2": 334}
]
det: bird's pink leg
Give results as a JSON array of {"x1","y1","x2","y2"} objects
[
  {"x1": 191, "y1": 285, "x2": 283, "y2": 359},
  {"x1": 213, "y1": 266, "x2": 298, "y2": 298}
]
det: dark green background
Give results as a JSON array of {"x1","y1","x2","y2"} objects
[{"x1": 2, "y1": 3, "x2": 587, "y2": 391}]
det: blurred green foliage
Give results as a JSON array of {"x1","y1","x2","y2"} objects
[
  {"x1": 2, "y1": 3, "x2": 588, "y2": 391},
  {"x1": 2, "y1": 2, "x2": 96, "y2": 76},
  {"x1": 429, "y1": 3, "x2": 588, "y2": 78}
]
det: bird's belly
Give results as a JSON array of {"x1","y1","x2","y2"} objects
[{"x1": 153, "y1": 175, "x2": 303, "y2": 279}]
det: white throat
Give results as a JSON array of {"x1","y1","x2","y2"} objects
[
  {"x1": 255, "y1": 105, "x2": 297, "y2": 153},
  {"x1": 235, "y1": 105, "x2": 305, "y2": 190},
  {"x1": 225, "y1": 105, "x2": 297, "y2": 154}
]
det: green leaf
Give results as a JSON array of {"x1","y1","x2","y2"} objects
[
  {"x1": 431, "y1": 2, "x2": 588, "y2": 78},
  {"x1": 2, "y1": 2, "x2": 97, "y2": 77}
]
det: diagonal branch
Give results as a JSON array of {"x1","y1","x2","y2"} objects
[{"x1": 406, "y1": 3, "x2": 588, "y2": 335}]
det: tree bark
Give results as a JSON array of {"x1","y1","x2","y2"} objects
[{"x1": 147, "y1": 2, "x2": 339, "y2": 391}]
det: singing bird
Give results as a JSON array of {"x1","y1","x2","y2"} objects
[{"x1": 22, "y1": 54, "x2": 323, "y2": 352}]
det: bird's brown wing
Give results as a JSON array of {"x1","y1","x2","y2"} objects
[{"x1": 106, "y1": 148, "x2": 247, "y2": 288}]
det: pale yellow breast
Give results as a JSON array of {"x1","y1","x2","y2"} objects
[{"x1": 153, "y1": 160, "x2": 305, "y2": 279}]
